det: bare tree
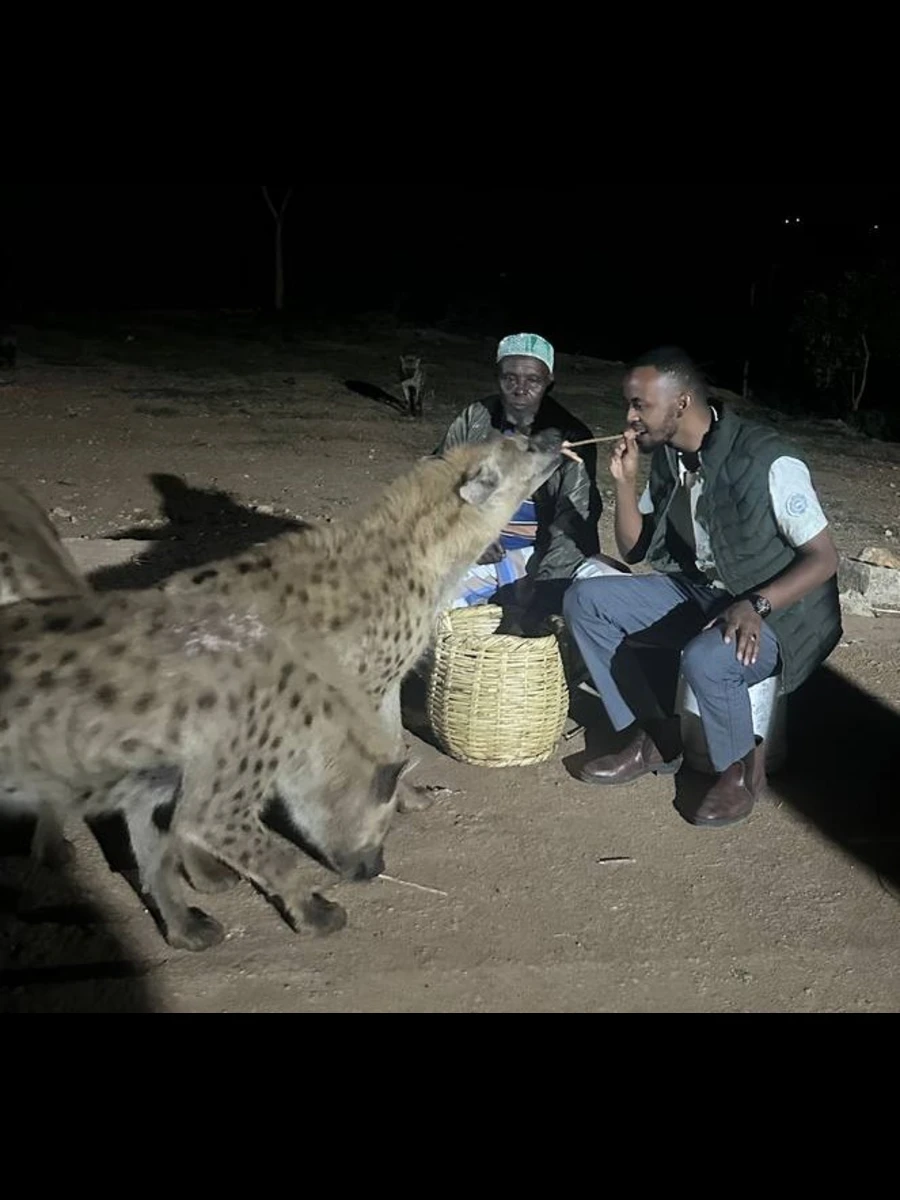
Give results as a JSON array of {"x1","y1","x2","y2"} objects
[
  {"x1": 849, "y1": 333, "x2": 870, "y2": 413},
  {"x1": 742, "y1": 279, "x2": 755, "y2": 400},
  {"x1": 261, "y1": 185, "x2": 294, "y2": 311},
  {"x1": 794, "y1": 272, "x2": 886, "y2": 416}
]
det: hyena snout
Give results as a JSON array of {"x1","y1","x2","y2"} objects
[
  {"x1": 333, "y1": 845, "x2": 385, "y2": 882},
  {"x1": 528, "y1": 427, "x2": 563, "y2": 454}
]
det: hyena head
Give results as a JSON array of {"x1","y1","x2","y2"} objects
[
  {"x1": 450, "y1": 426, "x2": 563, "y2": 529},
  {"x1": 272, "y1": 743, "x2": 407, "y2": 883},
  {"x1": 325, "y1": 753, "x2": 407, "y2": 881}
]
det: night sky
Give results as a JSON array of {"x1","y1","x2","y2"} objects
[{"x1": 1, "y1": 185, "x2": 897, "y2": 405}]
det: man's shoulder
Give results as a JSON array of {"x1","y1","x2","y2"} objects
[
  {"x1": 455, "y1": 395, "x2": 502, "y2": 425},
  {"x1": 725, "y1": 408, "x2": 801, "y2": 454},
  {"x1": 438, "y1": 396, "x2": 501, "y2": 450},
  {"x1": 767, "y1": 454, "x2": 824, "y2": 505}
]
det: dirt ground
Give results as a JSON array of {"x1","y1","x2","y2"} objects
[{"x1": 1, "y1": 314, "x2": 899, "y2": 1013}]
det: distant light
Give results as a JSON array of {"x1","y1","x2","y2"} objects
[{"x1": 873, "y1": 224, "x2": 880, "y2": 231}]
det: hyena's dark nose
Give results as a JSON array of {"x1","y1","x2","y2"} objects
[
  {"x1": 335, "y1": 846, "x2": 385, "y2": 881},
  {"x1": 352, "y1": 847, "x2": 385, "y2": 881}
]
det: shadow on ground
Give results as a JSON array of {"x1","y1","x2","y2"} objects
[
  {"x1": 562, "y1": 660, "x2": 900, "y2": 898},
  {"x1": 0, "y1": 821, "x2": 158, "y2": 1013},
  {"x1": 775, "y1": 665, "x2": 900, "y2": 896},
  {"x1": 88, "y1": 473, "x2": 309, "y2": 592},
  {"x1": 343, "y1": 379, "x2": 408, "y2": 415},
  {"x1": 669, "y1": 666, "x2": 900, "y2": 895}
]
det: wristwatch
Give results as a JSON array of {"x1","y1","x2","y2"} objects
[{"x1": 746, "y1": 592, "x2": 772, "y2": 618}]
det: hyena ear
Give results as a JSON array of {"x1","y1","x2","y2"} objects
[
  {"x1": 458, "y1": 461, "x2": 502, "y2": 507},
  {"x1": 371, "y1": 759, "x2": 409, "y2": 805}
]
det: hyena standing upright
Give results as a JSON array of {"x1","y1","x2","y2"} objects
[{"x1": 399, "y1": 354, "x2": 425, "y2": 417}]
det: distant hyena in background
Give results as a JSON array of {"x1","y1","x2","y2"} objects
[{"x1": 399, "y1": 354, "x2": 425, "y2": 418}]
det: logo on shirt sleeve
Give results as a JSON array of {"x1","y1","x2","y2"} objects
[{"x1": 786, "y1": 493, "x2": 809, "y2": 517}]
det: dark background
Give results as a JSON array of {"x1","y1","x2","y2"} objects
[{"x1": 1, "y1": 184, "x2": 897, "y2": 425}]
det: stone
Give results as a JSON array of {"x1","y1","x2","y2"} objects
[
  {"x1": 839, "y1": 555, "x2": 900, "y2": 609},
  {"x1": 856, "y1": 545, "x2": 900, "y2": 570},
  {"x1": 839, "y1": 588, "x2": 876, "y2": 618}
]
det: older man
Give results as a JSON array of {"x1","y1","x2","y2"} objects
[
  {"x1": 435, "y1": 333, "x2": 605, "y2": 628},
  {"x1": 563, "y1": 345, "x2": 841, "y2": 828}
]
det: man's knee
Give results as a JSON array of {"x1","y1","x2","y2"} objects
[
  {"x1": 563, "y1": 577, "x2": 620, "y2": 628},
  {"x1": 562, "y1": 578, "x2": 594, "y2": 628},
  {"x1": 564, "y1": 576, "x2": 653, "y2": 634},
  {"x1": 681, "y1": 628, "x2": 738, "y2": 686}
]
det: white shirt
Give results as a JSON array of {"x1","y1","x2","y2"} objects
[{"x1": 638, "y1": 455, "x2": 828, "y2": 588}]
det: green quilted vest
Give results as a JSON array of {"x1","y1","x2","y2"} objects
[{"x1": 644, "y1": 408, "x2": 842, "y2": 694}]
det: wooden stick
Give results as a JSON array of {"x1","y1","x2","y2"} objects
[{"x1": 563, "y1": 434, "x2": 622, "y2": 448}]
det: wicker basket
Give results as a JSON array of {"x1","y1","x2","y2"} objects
[{"x1": 426, "y1": 604, "x2": 569, "y2": 767}]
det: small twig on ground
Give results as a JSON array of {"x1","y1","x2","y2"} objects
[{"x1": 378, "y1": 873, "x2": 449, "y2": 897}]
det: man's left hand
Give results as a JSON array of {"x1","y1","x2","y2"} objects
[
  {"x1": 705, "y1": 599, "x2": 763, "y2": 666},
  {"x1": 477, "y1": 540, "x2": 506, "y2": 565}
]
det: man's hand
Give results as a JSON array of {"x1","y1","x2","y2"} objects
[
  {"x1": 610, "y1": 430, "x2": 639, "y2": 484},
  {"x1": 477, "y1": 540, "x2": 506, "y2": 565},
  {"x1": 705, "y1": 599, "x2": 763, "y2": 666}
]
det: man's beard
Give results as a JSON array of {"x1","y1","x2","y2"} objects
[{"x1": 633, "y1": 414, "x2": 679, "y2": 453}]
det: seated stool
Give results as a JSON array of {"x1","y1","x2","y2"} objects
[{"x1": 675, "y1": 670, "x2": 788, "y2": 775}]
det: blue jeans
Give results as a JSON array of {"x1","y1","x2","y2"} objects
[{"x1": 563, "y1": 572, "x2": 781, "y2": 772}]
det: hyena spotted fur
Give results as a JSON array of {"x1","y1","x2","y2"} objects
[
  {"x1": 0, "y1": 429, "x2": 563, "y2": 947},
  {"x1": 165, "y1": 430, "x2": 564, "y2": 770},
  {"x1": 0, "y1": 585, "x2": 407, "y2": 950}
]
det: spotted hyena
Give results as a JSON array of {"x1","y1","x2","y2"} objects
[
  {"x1": 165, "y1": 428, "x2": 564, "y2": 780},
  {"x1": 0, "y1": 430, "x2": 562, "y2": 944},
  {"x1": 0, "y1": 586, "x2": 407, "y2": 951}
]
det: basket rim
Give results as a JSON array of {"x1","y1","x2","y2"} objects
[{"x1": 435, "y1": 603, "x2": 561, "y2": 649}]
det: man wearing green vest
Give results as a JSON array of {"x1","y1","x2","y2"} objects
[{"x1": 563, "y1": 346, "x2": 841, "y2": 828}]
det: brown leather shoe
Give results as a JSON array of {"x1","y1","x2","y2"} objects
[
  {"x1": 579, "y1": 727, "x2": 683, "y2": 786},
  {"x1": 687, "y1": 739, "x2": 767, "y2": 828}
]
